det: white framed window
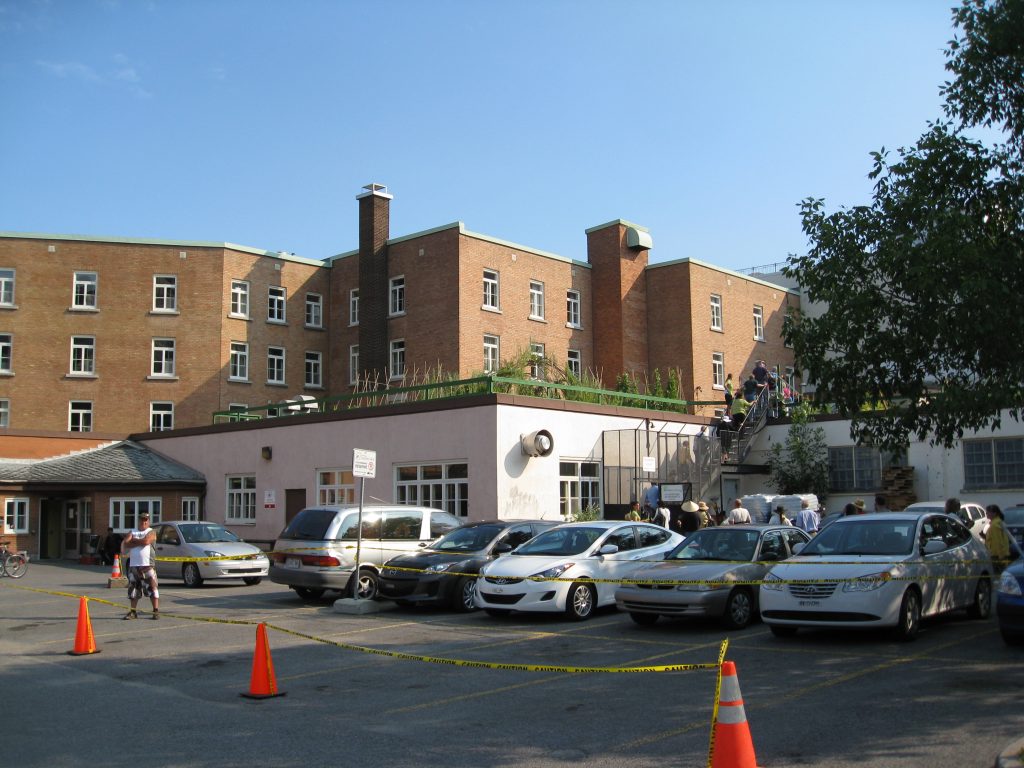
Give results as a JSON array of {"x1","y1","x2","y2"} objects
[
  {"x1": 181, "y1": 497, "x2": 200, "y2": 521},
  {"x1": 268, "y1": 285, "x2": 286, "y2": 323},
  {"x1": 530, "y1": 341, "x2": 545, "y2": 379},
  {"x1": 529, "y1": 280, "x2": 545, "y2": 320},
  {"x1": 349, "y1": 289, "x2": 359, "y2": 326},
  {"x1": 964, "y1": 438, "x2": 1024, "y2": 490},
  {"x1": 305, "y1": 351, "x2": 323, "y2": 388},
  {"x1": 150, "y1": 401, "x2": 174, "y2": 431},
  {"x1": 305, "y1": 293, "x2": 323, "y2": 328},
  {"x1": 0, "y1": 269, "x2": 15, "y2": 306},
  {"x1": 5, "y1": 498, "x2": 29, "y2": 533},
  {"x1": 483, "y1": 269, "x2": 500, "y2": 310},
  {"x1": 389, "y1": 276, "x2": 406, "y2": 316},
  {"x1": 396, "y1": 462, "x2": 469, "y2": 517},
  {"x1": 567, "y1": 349, "x2": 581, "y2": 379},
  {"x1": 712, "y1": 352, "x2": 725, "y2": 389},
  {"x1": 390, "y1": 339, "x2": 406, "y2": 379},
  {"x1": 70, "y1": 336, "x2": 95, "y2": 375},
  {"x1": 226, "y1": 475, "x2": 256, "y2": 522},
  {"x1": 72, "y1": 271, "x2": 97, "y2": 309},
  {"x1": 153, "y1": 275, "x2": 177, "y2": 312},
  {"x1": 753, "y1": 305, "x2": 764, "y2": 341},
  {"x1": 151, "y1": 338, "x2": 176, "y2": 377},
  {"x1": 69, "y1": 400, "x2": 92, "y2": 432},
  {"x1": 566, "y1": 290, "x2": 581, "y2": 328},
  {"x1": 229, "y1": 342, "x2": 249, "y2": 381},
  {"x1": 110, "y1": 498, "x2": 162, "y2": 531},
  {"x1": 230, "y1": 280, "x2": 250, "y2": 318},
  {"x1": 0, "y1": 333, "x2": 10, "y2": 373},
  {"x1": 317, "y1": 469, "x2": 356, "y2": 505},
  {"x1": 483, "y1": 334, "x2": 499, "y2": 374},
  {"x1": 349, "y1": 345, "x2": 359, "y2": 385},
  {"x1": 710, "y1": 294, "x2": 723, "y2": 331},
  {"x1": 559, "y1": 460, "x2": 601, "y2": 520},
  {"x1": 267, "y1": 346, "x2": 286, "y2": 385},
  {"x1": 0, "y1": 399, "x2": 9, "y2": 427}
]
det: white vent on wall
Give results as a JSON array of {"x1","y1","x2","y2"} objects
[{"x1": 48, "y1": 245, "x2": 56, "y2": 252}]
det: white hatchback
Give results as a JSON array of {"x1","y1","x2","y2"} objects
[{"x1": 476, "y1": 520, "x2": 683, "y2": 620}]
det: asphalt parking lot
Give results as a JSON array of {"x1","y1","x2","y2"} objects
[{"x1": 2, "y1": 562, "x2": 1021, "y2": 768}]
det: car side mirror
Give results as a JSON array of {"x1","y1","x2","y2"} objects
[
  {"x1": 598, "y1": 544, "x2": 619, "y2": 556},
  {"x1": 921, "y1": 539, "x2": 946, "y2": 555},
  {"x1": 761, "y1": 552, "x2": 780, "y2": 562},
  {"x1": 493, "y1": 542, "x2": 512, "y2": 555},
  {"x1": 792, "y1": 543, "x2": 805, "y2": 554}
]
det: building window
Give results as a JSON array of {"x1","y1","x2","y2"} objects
[
  {"x1": 964, "y1": 438, "x2": 1024, "y2": 489},
  {"x1": 390, "y1": 339, "x2": 406, "y2": 379},
  {"x1": 349, "y1": 344, "x2": 359, "y2": 385},
  {"x1": 317, "y1": 469, "x2": 356, "y2": 505},
  {"x1": 566, "y1": 290, "x2": 581, "y2": 328},
  {"x1": 73, "y1": 271, "x2": 97, "y2": 309},
  {"x1": 4, "y1": 498, "x2": 29, "y2": 533},
  {"x1": 70, "y1": 336, "x2": 95, "y2": 375},
  {"x1": 483, "y1": 269, "x2": 500, "y2": 310},
  {"x1": 483, "y1": 334, "x2": 499, "y2": 374},
  {"x1": 0, "y1": 269, "x2": 15, "y2": 306},
  {"x1": 229, "y1": 342, "x2": 249, "y2": 381},
  {"x1": 559, "y1": 461, "x2": 601, "y2": 520},
  {"x1": 389, "y1": 276, "x2": 406, "y2": 316},
  {"x1": 712, "y1": 352, "x2": 725, "y2": 389},
  {"x1": 267, "y1": 286, "x2": 287, "y2": 323},
  {"x1": 305, "y1": 351, "x2": 322, "y2": 388},
  {"x1": 226, "y1": 475, "x2": 256, "y2": 522},
  {"x1": 230, "y1": 280, "x2": 250, "y2": 318},
  {"x1": 150, "y1": 402, "x2": 174, "y2": 431},
  {"x1": 153, "y1": 275, "x2": 177, "y2": 312},
  {"x1": 0, "y1": 333, "x2": 10, "y2": 373},
  {"x1": 349, "y1": 289, "x2": 359, "y2": 326},
  {"x1": 827, "y1": 446, "x2": 905, "y2": 492},
  {"x1": 267, "y1": 346, "x2": 286, "y2": 385},
  {"x1": 305, "y1": 293, "x2": 323, "y2": 328},
  {"x1": 181, "y1": 497, "x2": 200, "y2": 521},
  {"x1": 753, "y1": 305, "x2": 764, "y2": 341},
  {"x1": 110, "y1": 498, "x2": 162, "y2": 531},
  {"x1": 151, "y1": 338, "x2": 176, "y2": 377},
  {"x1": 69, "y1": 401, "x2": 92, "y2": 432},
  {"x1": 529, "y1": 280, "x2": 545, "y2": 320},
  {"x1": 0, "y1": 399, "x2": 9, "y2": 427},
  {"x1": 567, "y1": 349, "x2": 581, "y2": 379},
  {"x1": 529, "y1": 342, "x2": 545, "y2": 379},
  {"x1": 396, "y1": 462, "x2": 469, "y2": 517},
  {"x1": 710, "y1": 294, "x2": 723, "y2": 331}
]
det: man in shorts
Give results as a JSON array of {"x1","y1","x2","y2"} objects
[{"x1": 123, "y1": 512, "x2": 159, "y2": 620}]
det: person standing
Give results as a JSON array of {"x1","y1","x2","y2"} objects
[
  {"x1": 794, "y1": 501, "x2": 820, "y2": 533},
  {"x1": 103, "y1": 526, "x2": 121, "y2": 566},
  {"x1": 874, "y1": 495, "x2": 892, "y2": 513},
  {"x1": 644, "y1": 482, "x2": 661, "y2": 513},
  {"x1": 984, "y1": 505, "x2": 1013, "y2": 574},
  {"x1": 768, "y1": 506, "x2": 793, "y2": 526},
  {"x1": 655, "y1": 502, "x2": 671, "y2": 528},
  {"x1": 742, "y1": 374, "x2": 758, "y2": 403},
  {"x1": 123, "y1": 512, "x2": 160, "y2": 620},
  {"x1": 625, "y1": 501, "x2": 642, "y2": 522},
  {"x1": 724, "y1": 373, "x2": 734, "y2": 409},
  {"x1": 680, "y1": 500, "x2": 702, "y2": 534},
  {"x1": 724, "y1": 499, "x2": 752, "y2": 525}
]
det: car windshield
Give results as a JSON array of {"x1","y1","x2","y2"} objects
[
  {"x1": 668, "y1": 529, "x2": 759, "y2": 562},
  {"x1": 430, "y1": 525, "x2": 503, "y2": 553},
  {"x1": 1004, "y1": 508, "x2": 1024, "y2": 526},
  {"x1": 513, "y1": 527, "x2": 604, "y2": 556},
  {"x1": 179, "y1": 523, "x2": 241, "y2": 544},
  {"x1": 800, "y1": 519, "x2": 915, "y2": 556}
]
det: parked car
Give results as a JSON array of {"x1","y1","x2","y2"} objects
[
  {"x1": 1002, "y1": 505, "x2": 1024, "y2": 552},
  {"x1": 997, "y1": 557, "x2": 1024, "y2": 645},
  {"x1": 151, "y1": 521, "x2": 269, "y2": 587},
  {"x1": 760, "y1": 511, "x2": 993, "y2": 641},
  {"x1": 378, "y1": 520, "x2": 557, "y2": 611},
  {"x1": 904, "y1": 500, "x2": 988, "y2": 542},
  {"x1": 476, "y1": 521, "x2": 683, "y2": 620},
  {"x1": 614, "y1": 524, "x2": 811, "y2": 629},
  {"x1": 269, "y1": 505, "x2": 462, "y2": 600}
]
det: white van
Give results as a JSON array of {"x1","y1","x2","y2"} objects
[{"x1": 269, "y1": 505, "x2": 462, "y2": 600}]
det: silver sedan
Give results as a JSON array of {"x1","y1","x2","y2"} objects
[{"x1": 152, "y1": 521, "x2": 269, "y2": 587}]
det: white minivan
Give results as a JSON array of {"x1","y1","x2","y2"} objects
[{"x1": 270, "y1": 505, "x2": 462, "y2": 600}]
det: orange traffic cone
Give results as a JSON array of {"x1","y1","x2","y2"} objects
[
  {"x1": 240, "y1": 623, "x2": 285, "y2": 699},
  {"x1": 710, "y1": 661, "x2": 758, "y2": 768},
  {"x1": 68, "y1": 596, "x2": 100, "y2": 656},
  {"x1": 110, "y1": 554, "x2": 122, "y2": 578}
]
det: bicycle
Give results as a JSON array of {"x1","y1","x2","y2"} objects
[{"x1": 0, "y1": 540, "x2": 29, "y2": 578}]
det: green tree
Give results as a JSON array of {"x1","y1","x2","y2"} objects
[
  {"x1": 768, "y1": 404, "x2": 831, "y2": 500},
  {"x1": 784, "y1": 0, "x2": 1024, "y2": 450}
]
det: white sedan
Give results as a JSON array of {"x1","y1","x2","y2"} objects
[
  {"x1": 476, "y1": 521, "x2": 683, "y2": 620},
  {"x1": 760, "y1": 511, "x2": 993, "y2": 641}
]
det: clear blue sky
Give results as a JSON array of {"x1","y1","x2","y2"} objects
[{"x1": 1, "y1": 0, "x2": 959, "y2": 270}]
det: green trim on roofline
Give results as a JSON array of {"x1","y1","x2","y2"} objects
[
  {"x1": 647, "y1": 256, "x2": 799, "y2": 295},
  {"x1": 584, "y1": 219, "x2": 650, "y2": 235}
]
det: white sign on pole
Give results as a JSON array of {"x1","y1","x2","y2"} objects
[
  {"x1": 642, "y1": 456, "x2": 657, "y2": 473},
  {"x1": 353, "y1": 448, "x2": 377, "y2": 478}
]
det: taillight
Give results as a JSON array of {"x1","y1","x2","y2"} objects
[{"x1": 303, "y1": 555, "x2": 341, "y2": 567}]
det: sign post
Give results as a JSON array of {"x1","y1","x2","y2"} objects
[{"x1": 351, "y1": 449, "x2": 377, "y2": 600}]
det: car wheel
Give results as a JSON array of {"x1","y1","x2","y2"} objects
[
  {"x1": 1001, "y1": 629, "x2": 1024, "y2": 646},
  {"x1": 565, "y1": 582, "x2": 596, "y2": 621},
  {"x1": 182, "y1": 563, "x2": 204, "y2": 588},
  {"x1": 484, "y1": 608, "x2": 510, "y2": 618},
  {"x1": 966, "y1": 577, "x2": 991, "y2": 619},
  {"x1": 769, "y1": 624, "x2": 798, "y2": 638},
  {"x1": 452, "y1": 576, "x2": 478, "y2": 613},
  {"x1": 722, "y1": 588, "x2": 753, "y2": 630},
  {"x1": 293, "y1": 587, "x2": 325, "y2": 601},
  {"x1": 630, "y1": 611, "x2": 659, "y2": 626},
  {"x1": 352, "y1": 569, "x2": 379, "y2": 600},
  {"x1": 242, "y1": 577, "x2": 262, "y2": 586},
  {"x1": 895, "y1": 587, "x2": 922, "y2": 641}
]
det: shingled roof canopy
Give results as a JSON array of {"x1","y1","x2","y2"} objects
[{"x1": 0, "y1": 440, "x2": 205, "y2": 487}]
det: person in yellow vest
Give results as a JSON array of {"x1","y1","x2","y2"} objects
[{"x1": 985, "y1": 504, "x2": 1014, "y2": 574}]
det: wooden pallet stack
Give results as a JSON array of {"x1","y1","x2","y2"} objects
[{"x1": 883, "y1": 466, "x2": 917, "y2": 511}]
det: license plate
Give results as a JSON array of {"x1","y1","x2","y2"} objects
[
  {"x1": 798, "y1": 600, "x2": 820, "y2": 607},
  {"x1": 285, "y1": 557, "x2": 301, "y2": 570}
]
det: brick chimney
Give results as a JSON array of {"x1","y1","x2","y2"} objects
[{"x1": 357, "y1": 183, "x2": 392, "y2": 385}]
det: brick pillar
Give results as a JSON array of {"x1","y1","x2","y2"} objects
[
  {"x1": 357, "y1": 184, "x2": 392, "y2": 386},
  {"x1": 586, "y1": 220, "x2": 651, "y2": 389}
]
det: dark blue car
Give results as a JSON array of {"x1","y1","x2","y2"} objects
[{"x1": 997, "y1": 557, "x2": 1024, "y2": 645}]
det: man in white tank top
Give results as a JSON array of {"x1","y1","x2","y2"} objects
[{"x1": 122, "y1": 512, "x2": 160, "y2": 620}]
